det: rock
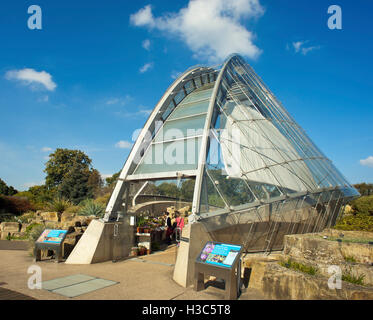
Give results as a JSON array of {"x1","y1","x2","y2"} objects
[
  {"x1": 20, "y1": 223, "x2": 30, "y2": 233},
  {"x1": 72, "y1": 215, "x2": 94, "y2": 227},
  {"x1": 0, "y1": 231, "x2": 25, "y2": 240},
  {"x1": 40, "y1": 212, "x2": 59, "y2": 222},
  {"x1": 61, "y1": 212, "x2": 75, "y2": 223},
  {"x1": 249, "y1": 260, "x2": 373, "y2": 300},
  {"x1": 0, "y1": 222, "x2": 21, "y2": 233},
  {"x1": 284, "y1": 233, "x2": 373, "y2": 265}
]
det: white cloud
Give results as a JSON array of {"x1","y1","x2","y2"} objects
[
  {"x1": 23, "y1": 182, "x2": 43, "y2": 189},
  {"x1": 130, "y1": 0, "x2": 264, "y2": 63},
  {"x1": 301, "y1": 45, "x2": 321, "y2": 55},
  {"x1": 142, "y1": 39, "x2": 151, "y2": 50},
  {"x1": 115, "y1": 140, "x2": 133, "y2": 149},
  {"x1": 292, "y1": 41, "x2": 304, "y2": 53},
  {"x1": 360, "y1": 156, "x2": 373, "y2": 168},
  {"x1": 41, "y1": 147, "x2": 52, "y2": 152},
  {"x1": 171, "y1": 70, "x2": 182, "y2": 80},
  {"x1": 106, "y1": 95, "x2": 133, "y2": 106},
  {"x1": 5, "y1": 68, "x2": 57, "y2": 91},
  {"x1": 138, "y1": 109, "x2": 152, "y2": 116},
  {"x1": 114, "y1": 107, "x2": 152, "y2": 119},
  {"x1": 291, "y1": 41, "x2": 320, "y2": 55},
  {"x1": 101, "y1": 173, "x2": 114, "y2": 180},
  {"x1": 139, "y1": 62, "x2": 154, "y2": 73},
  {"x1": 38, "y1": 95, "x2": 49, "y2": 103}
]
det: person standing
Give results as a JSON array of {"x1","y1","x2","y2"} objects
[
  {"x1": 175, "y1": 211, "x2": 185, "y2": 232},
  {"x1": 174, "y1": 211, "x2": 185, "y2": 246},
  {"x1": 164, "y1": 211, "x2": 173, "y2": 245}
]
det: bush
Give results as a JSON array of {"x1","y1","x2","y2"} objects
[
  {"x1": 334, "y1": 215, "x2": 373, "y2": 232},
  {"x1": 350, "y1": 195, "x2": 373, "y2": 216},
  {"x1": 95, "y1": 193, "x2": 111, "y2": 206},
  {"x1": 280, "y1": 258, "x2": 318, "y2": 276},
  {"x1": 47, "y1": 197, "x2": 72, "y2": 214},
  {"x1": 78, "y1": 199, "x2": 105, "y2": 218},
  {"x1": 344, "y1": 256, "x2": 357, "y2": 263},
  {"x1": 26, "y1": 222, "x2": 43, "y2": 234},
  {"x1": 63, "y1": 205, "x2": 80, "y2": 214},
  {"x1": 342, "y1": 267, "x2": 366, "y2": 286},
  {"x1": 0, "y1": 195, "x2": 34, "y2": 215}
]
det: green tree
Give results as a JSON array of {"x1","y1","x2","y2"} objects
[
  {"x1": 105, "y1": 171, "x2": 120, "y2": 187},
  {"x1": 353, "y1": 183, "x2": 373, "y2": 196},
  {"x1": 156, "y1": 182, "x2": 180, "y2": 199},
  {"x1": 44, "y1": 149, "x2": 92, "y2": 189},
  {"x1": 0, "y1": 178, "x2": 18, "y2": 196},
  {"x1": 350, "y1": 195, "x2": 373, "y2": 216},
  {"x1": 15, "y1": 185, "x2": 55, "y2": 210},
  {"x1": 180, "y1": 179, "x2": 195, "y2": 201},
  {"x1": 87, "y1": 169, "x2": 103, "y2": 198},
  {"x1": 58, "y1": 163, "x2": 92, "y2": 205}
]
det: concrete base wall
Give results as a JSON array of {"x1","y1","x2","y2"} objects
[
  {"x1": 173, "y1": 222, "x2": 213, "y2": 288},
  {"x1": 65, "y1": 218, "x2": 135, "y2": 264}
]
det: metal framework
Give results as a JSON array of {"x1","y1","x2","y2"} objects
[{"x1": 103, "y1": 54, "x2": 359, "y2": 252}]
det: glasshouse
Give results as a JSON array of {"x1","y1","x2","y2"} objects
[{"x1": 66, "y1": 54, "x2": 359, "y2": 286}]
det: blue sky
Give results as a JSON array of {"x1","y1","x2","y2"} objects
[{"x1": 0, "y1": 0, "x2": 372, "y2": 190}]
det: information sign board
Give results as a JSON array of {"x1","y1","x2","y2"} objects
[{"x1": 196, "y1": 241, "x2": 242, "y2": 268}]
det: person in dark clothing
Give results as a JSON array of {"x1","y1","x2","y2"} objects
[{"x1": 164, "y1": 211, "x2": 173, "y2": 245}]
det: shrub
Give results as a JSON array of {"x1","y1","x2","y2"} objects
[
  {"x1": 26, "y1": 222, "x2": 43, "y2": 234},
  {"x1": 95, "y1": 193, "x2": 111, "y2": 206},
  {"x1": 280, "y1": 258, "x2": 318, "y2": 276},
  {"x1": 47, "y1": 197, "x2": 72, "y2": 214},
  {"x1": 333, "y1": 214, "x2": 373, "y2": 232},
  {"x1": 344, "y1": 256, "x2": 357, "y2": 263},
  {"x1": 350, "y1": 195, "x2": 373, "y2": 216},
  {"x1": 78, "y1": 199, "x2": 105, "y2": 218},
  {"x1": 0, "y1": 195, "x2": 34, "y2": 215},
  {"x1": 342, "y1": 267, "x2": 365, "y2": 286},
  {"x1": 63, "y1": 205, "x2": 80, "y2": 214}
]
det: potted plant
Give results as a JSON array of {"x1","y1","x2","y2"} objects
[
  {"x1": 138, "y1": 246, "x2": 147, "y2": 256},
  {"x1": 130, "y1": 247, "x2": 139, "y2": 256},
  {"x1": 137, "y1": 217, "x2": 146, "y2": 233}
]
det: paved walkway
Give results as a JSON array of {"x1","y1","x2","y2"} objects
[{"x1": 0, "y1": 245, "x2": 265, "y2": 300}]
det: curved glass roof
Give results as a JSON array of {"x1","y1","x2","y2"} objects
[{"x1": 104, "y1": 54, "x2": 359, "y2": 222}]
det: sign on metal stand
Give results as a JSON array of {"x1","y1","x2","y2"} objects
[
  {"x1": 194, "y1": 241, "x2": 242, "y2": 300},
  {"x1": 34, "y1": 229, "x2": 68, "y2": 263}
]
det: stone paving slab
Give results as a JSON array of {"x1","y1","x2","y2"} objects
[
  {"x1": 51, "y1": 278, "x2": 118, "y2": 298},
  {"x1": 42, "y1": 274, "x2": 96, "y2": 291}
]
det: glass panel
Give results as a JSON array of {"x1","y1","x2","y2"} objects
[
  {"x1": 194, "y1": 76, "x2": 202, "y2": 88},
  {"x1": 161, "y1": 114, "x2": 206, "y2": 139},
  {"x1": 204, "y1": 132, "x2": 257, "y2": 208},
  {"x1": 208, "y1": 169, "x2": 256, "y2": 206},
  {"x1": 199, "y1": 172, "x2": 227, "y2": 213},
  {"x1": 133, "y1": 137, "x2": 202, "y2": 175},
  {"x1": 126, "y1": 178, "x2": 195, "y2": 218},
  {"x1": 181, "y1": 87, "x2": 213, "y2": 104},
  {"x1": 169, "y1": 100, "x2": 210, "y2": 120},
  {"x1": 202, "y1": 74, "x2": 209, "y2": 85},
  {"x1": 174, "y1": 89, "x2": 186, "y2": 105},
  {"x1": 184, "y1": 80, "x2": 194, "y2": 95}
]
